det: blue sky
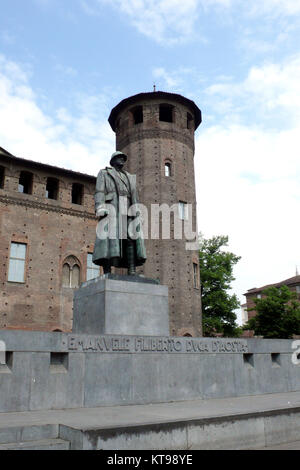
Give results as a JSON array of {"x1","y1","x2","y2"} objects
[{"x1": 1, "y1": 0, "x2": 300, "y2": 321}]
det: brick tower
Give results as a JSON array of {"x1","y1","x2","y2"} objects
[{"x1": 108, "y1": 91, "x2": 202, "y2": 337}]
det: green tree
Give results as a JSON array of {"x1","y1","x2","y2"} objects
[
  {"x1": 199, "y1": 235, "x2": 241, "y2": 337},
  {"x1": 244, "y1": 285, "x2": 300, "y2": 338}
]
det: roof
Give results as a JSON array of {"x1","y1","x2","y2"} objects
[
  {"x1": 245, "y1": 275, "x2": 300, "y2": 296},
  {"x1": 0, "y1": 146, "x2": 96, "y2": 182},
  {"x1": 108, "y1": 91, "x2": 202, "y2": 131}
]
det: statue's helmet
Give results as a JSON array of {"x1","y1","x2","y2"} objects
[{"x1": 110, "y1": 151, "x2": 128, "y2": 166}]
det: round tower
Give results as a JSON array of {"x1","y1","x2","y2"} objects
[{"x1": 108, "y1": 91, "x2": 202, "y2": 337}]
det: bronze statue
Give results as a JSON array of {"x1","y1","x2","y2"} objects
[{"x1": 92, "y1": 151, "x2": 146, "y2": 275}]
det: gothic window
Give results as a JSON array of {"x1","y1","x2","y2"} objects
[
  {"x1": 72, "y1": 183, "x2": 83, "y2": 205},
  {"x1": 62, "y1": 256, "x2": 81, "y2": 288},
  {"x1": 159, "y1": 104, "x2": 174, "y2": 123},
  {"x1": 46, "y1": 177, "x2": 59, "y2": 200},
  {"x1": 8, "y1": 242, "x2": 27, "y2": 283},
  {"x1": 18, "y1": 171, "x2": 33, "y2": 194},
  {"x1": 87, "y1": 253, "x2": 100, "y2": 281}
]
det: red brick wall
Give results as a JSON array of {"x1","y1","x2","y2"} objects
[
  {"x1": 114, "y1": 96, "x2": 202, "y2": 336},
  {"x1": 0, "y1": 161, "x2": 97, "y2": 331}
]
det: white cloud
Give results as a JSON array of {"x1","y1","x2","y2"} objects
[
  {"x1": 152, "y1": 67, "x2": 202, "y2": 92},
  {"x1": 89, "y1": 0, "x2": 200, "y2": 44},
  {"x1": 194, "y1": 55, "x2": 300, "y2": 308},
  {"x1": 1, "y1": 31, "x2": 15, "y2": 46},
  {"x1": 204, "y1": 54, "x2": 300, "y2": 127},
  {"x1": 54, "y1": 64, "x2": 78, "y2": 77},
  {"x1": 80, "y1": 0, "x2": 300, "y2": 46},
  {"x1": 248, "y1": 0, "x2": 300, "y2": 17},
  {"x1": 0, "y1": 55, "x2": 114, "y2": 176}
]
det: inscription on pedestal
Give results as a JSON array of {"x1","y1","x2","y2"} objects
[{"x1": 67, "y1": 335, "x2": 248, "y2": 354}]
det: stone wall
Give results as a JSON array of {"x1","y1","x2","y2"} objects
[{"x1": 0, "y1": 330, "x2": 299, "y2": 412}]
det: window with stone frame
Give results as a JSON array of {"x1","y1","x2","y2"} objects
[
  {"x1": 18, "y1": 171, "x2": 33, "y2": 194},
  {"x1": 87, "y1": 253, "x2": 100, "y2": 281},
  {"x1": 8, "y1": 242, "x2": 27, "y2": 283},
  {"x1": 62, "y1": 256, "x2": 81, "y2": 288}
]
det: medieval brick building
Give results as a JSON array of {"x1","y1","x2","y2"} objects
[
  {"x1": 0, "y1": 91, "x2": 202, "y2": 336},
  {"x1": 0, "y1": 145, "x2": 100, "y2": 331}
]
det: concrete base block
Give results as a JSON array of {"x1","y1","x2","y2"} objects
[{"x1": 72, "y1": 276, "x2": 169, "y2": 336}]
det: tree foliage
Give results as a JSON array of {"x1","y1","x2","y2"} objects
[
  {"x1": 244, "y1": 285, "x2": 300, "y2": 338},
  {"x1": 199, "y1": 235, "x2": 241, "y2": 337}
]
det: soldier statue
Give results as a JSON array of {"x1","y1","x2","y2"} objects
[{"x1": 92, "y1": 151, "x2": 146, "y2": 275}]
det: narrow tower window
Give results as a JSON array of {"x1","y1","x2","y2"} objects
[
  {"x1": 46, "y1": 177, "x2": 59, "y2": 200},
  {"x1": 18, "y1": 171, "x2": 33, "y2": 194},
  {"x1": 193, "y1": 263, "x2": 199, "y2": 288},
  {"x1": 187, "y1": 112, "x2": 193, "y2": 129},
  {"x1": 165, "y1": 162, "x2": 171, "y2": 177},
  {"x1": 72, "y1": 183, "x2": 83, "y2": 205},
  {"x1": 159, "y1": 104, "x2": 174, "y2": 123}
]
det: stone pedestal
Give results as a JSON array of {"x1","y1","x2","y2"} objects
[{"x1": 72, "y1": 274, "x2": 170, "y2": 336}]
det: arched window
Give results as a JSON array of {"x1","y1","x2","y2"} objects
[
  {"x1": 165, "y1": 162, "x2": 171, "y2": 177},
  {"x1": 62, "y1": 256, "x2": 81, "y2": 288}
]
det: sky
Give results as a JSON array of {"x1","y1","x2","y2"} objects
[{"x1": 1, "y1": 0, "x2": 300, "y2": 324}]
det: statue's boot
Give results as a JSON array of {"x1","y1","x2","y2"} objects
[{"x1": 103, "y1": 261, "x2": 111, "y2": 274}]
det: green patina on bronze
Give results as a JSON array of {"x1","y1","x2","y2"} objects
[{"x1": 92, "y1": 151, "x2": 146, "y2": 275}]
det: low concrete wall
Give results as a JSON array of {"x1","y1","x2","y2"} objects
[
  {"x1": 0, "y1": 330, "x2": 299, "y2": 412},
  {"x1": 60, "y1": 408, "x2": 300, "y2": 450}
]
